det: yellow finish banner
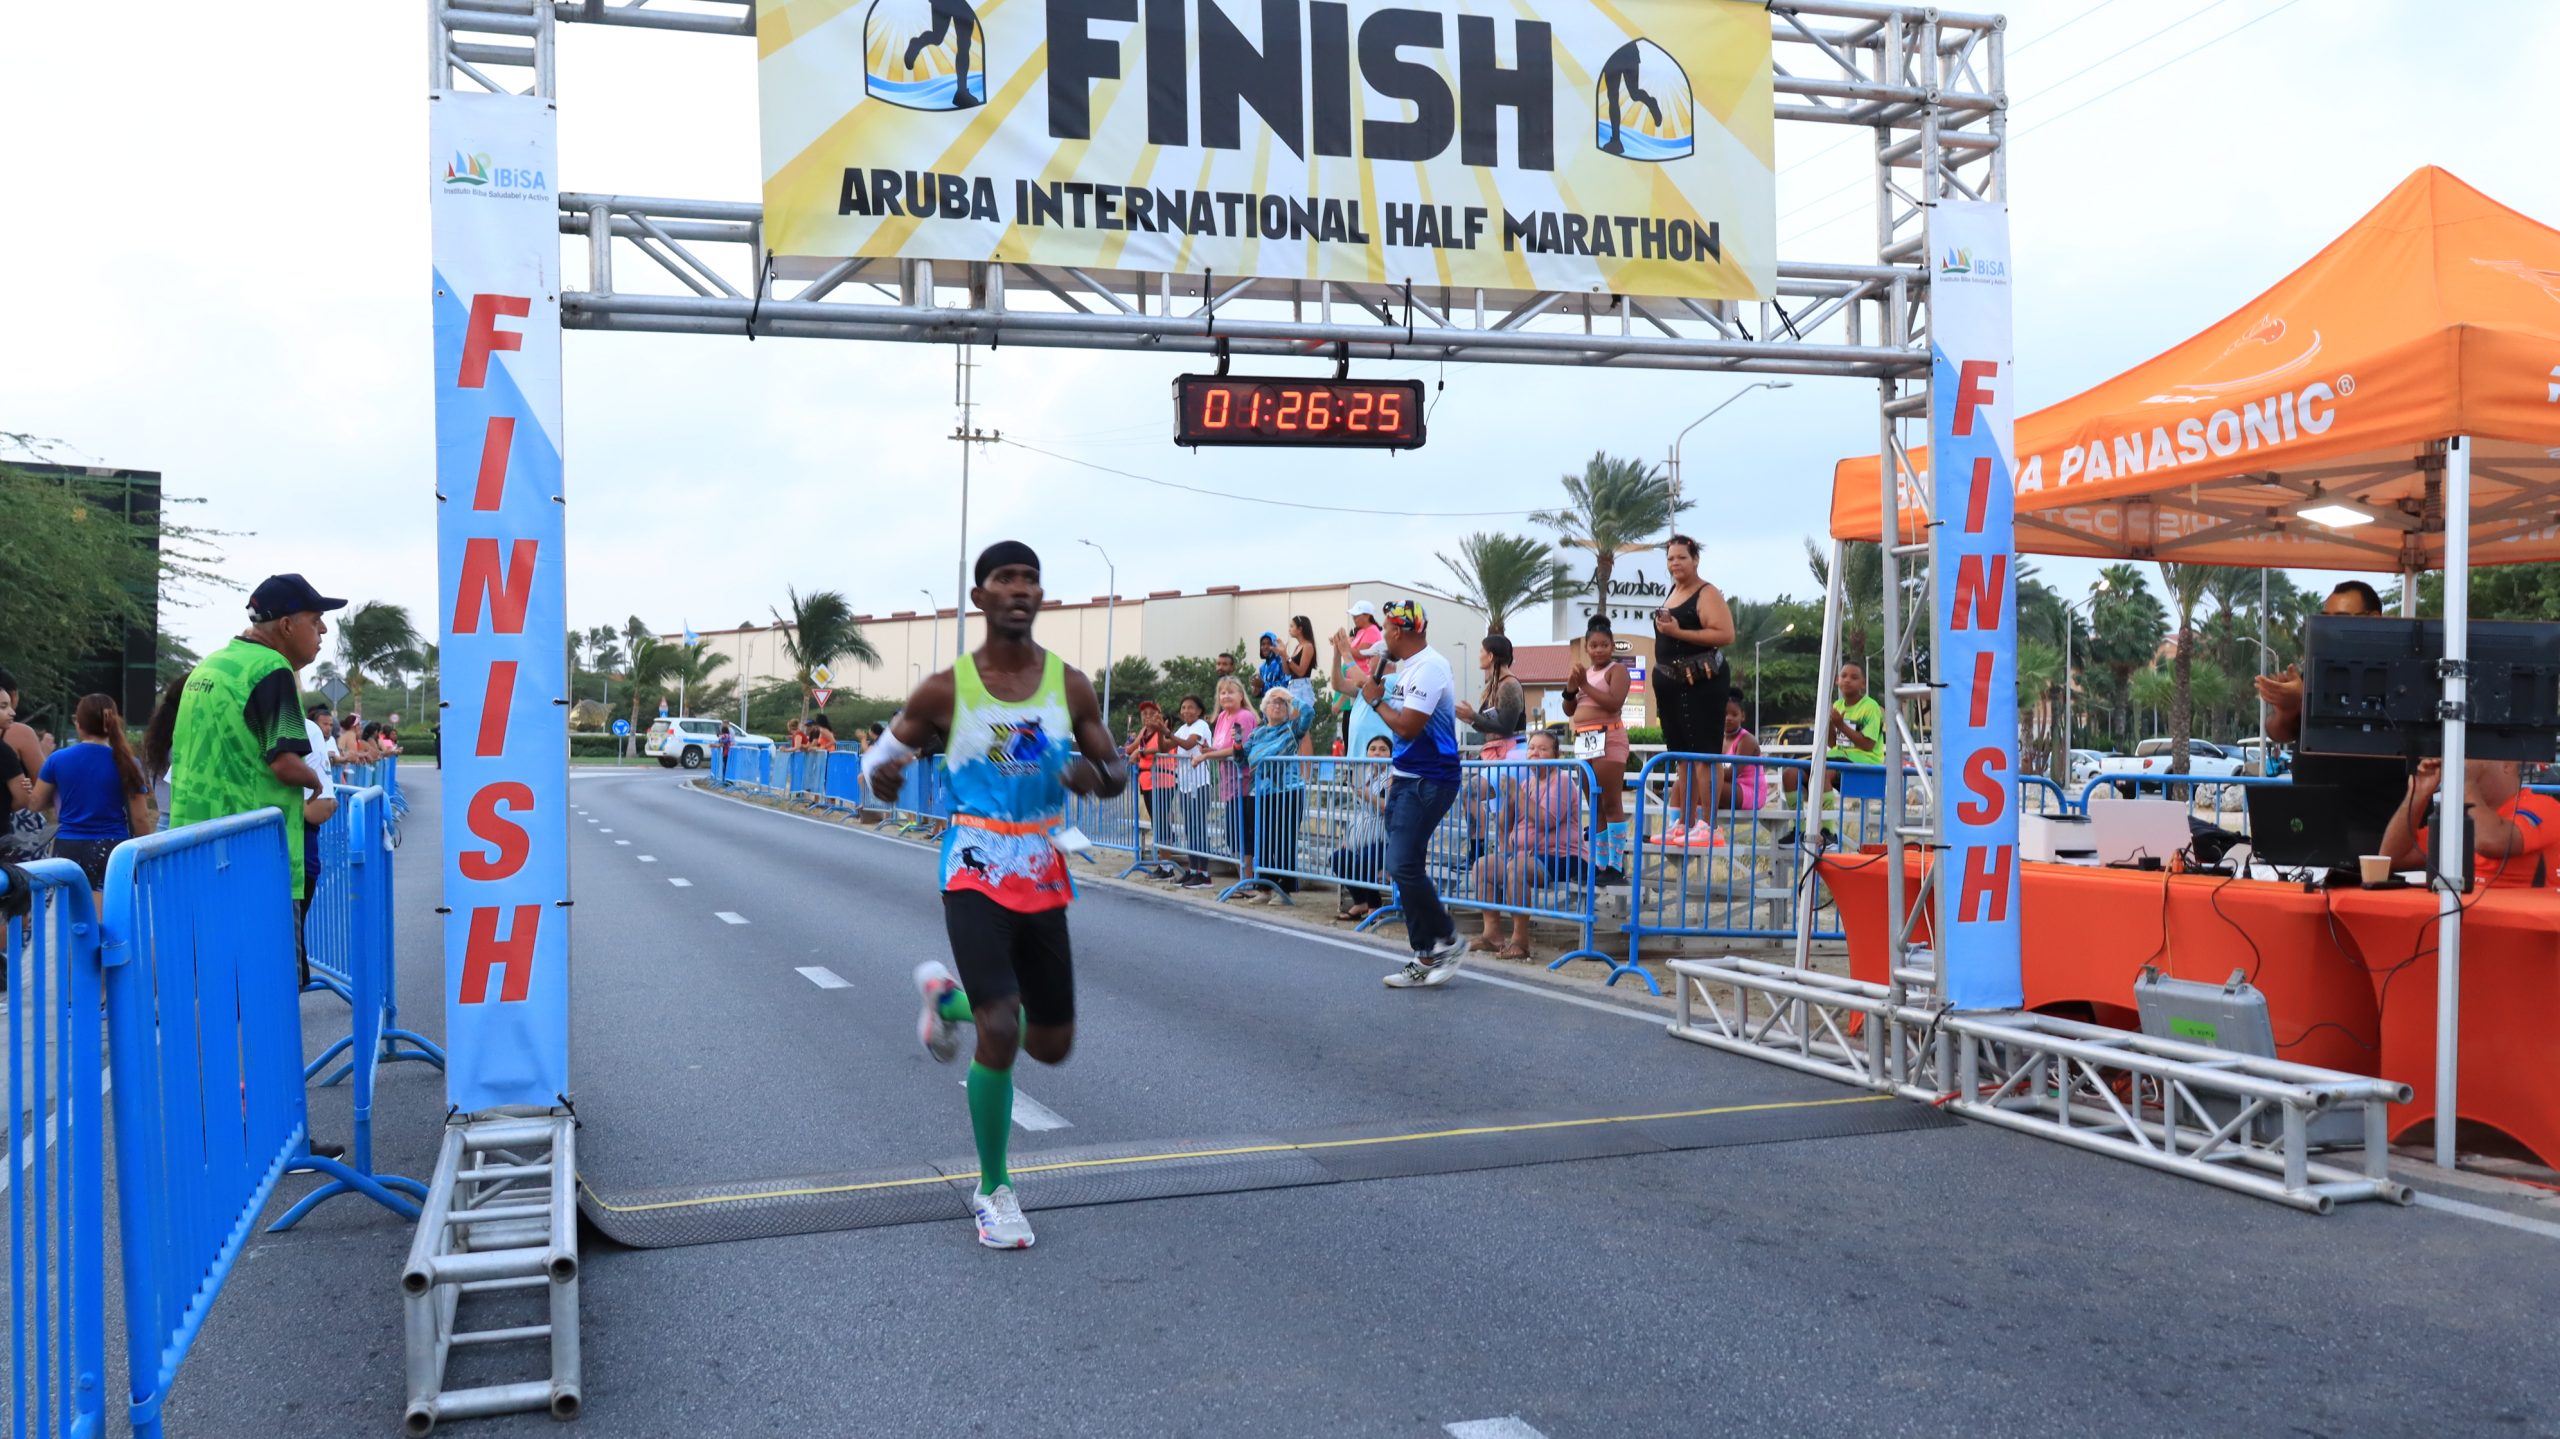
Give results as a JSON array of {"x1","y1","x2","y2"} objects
[{"x1": 758, "y1": 0, "x2": 1773, "y2": 301}]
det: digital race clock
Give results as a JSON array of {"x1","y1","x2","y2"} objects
[{"x1": 1173, "y1": 374, "x2": 1428, "y2": 450}]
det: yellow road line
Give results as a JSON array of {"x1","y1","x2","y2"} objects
[{"x1": 578, "y1": 1095, "x2": 1894, "y2": 1216}]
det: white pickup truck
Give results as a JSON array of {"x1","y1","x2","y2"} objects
[{"x1": 2095, "y1": 737, "x2": 2247, "y2": 793}]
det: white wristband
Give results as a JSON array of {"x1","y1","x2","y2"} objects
[{"x1": 860, "y1": 727, "x2": 919, "y2": 784}]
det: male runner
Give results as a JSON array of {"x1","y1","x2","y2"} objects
[
  {"x1": 1348, "y1": 598, "x2": 1467, "y2": 988},
  {"x1": 864, "y1": 541, "x2": 1128, "y2": 1249}
]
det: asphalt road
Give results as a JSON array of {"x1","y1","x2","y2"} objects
[{"x1": 157, "y1": 767, "x2": 2560, "y2": 1438}]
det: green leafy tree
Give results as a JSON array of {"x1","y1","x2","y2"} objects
[
  {"x1": 1533, "y1": 453, "x2": 1691, "y2": 614},
  {"x1": 772, "y1": 586, "x2": 880, "y2": 723},
  {"x1": 334, "y1": 600, "x2": 421, "y2": 712},
  {"x1": 621, "y1": 635, "x2": 682, "y2": 734},
  {"x1": 1433, "y1": 532, "x2": 1576, "y2": 636},
  {"x1": 2088, "y1": 563, "x2": 2167, "y2": 746},
  {"x1": 2157, "y1": 563, "x2": 2212, "y2": 772},
  {"x1": 1802, "y1": 539, "x2": 1886, "y2": 669},
  {"x1": 1102, "y1": 655, "x2": 1162, "y2": 735},
  {"x1": 0, "y1": 445, "x2": 224, "y2": 714}
]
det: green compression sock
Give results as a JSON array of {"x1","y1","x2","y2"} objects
[
  {"x1": 967, "y1": 1060, "x2": 1014, "y2": 1195},
  {"x1": 936, "y1": 985, "x2": 973, "y2": 1023}
]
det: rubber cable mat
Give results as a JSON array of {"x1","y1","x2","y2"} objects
[{"x1": 578, "y1": 1094, "x2": 1953, "y2": 1249}]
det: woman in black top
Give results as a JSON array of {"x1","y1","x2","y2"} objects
[{"x1": 1651, "y1": 534, "x2": 1738, "y2": 839}]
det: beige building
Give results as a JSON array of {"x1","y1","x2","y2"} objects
[{"x1": 674, "y1": 580, "x2": 1492, "y2": 706}]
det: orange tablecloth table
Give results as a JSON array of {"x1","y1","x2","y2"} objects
[
  {"x1": 1817, "y1": 853, "x2": 2560, "y2": 1165},
  {"x1": 2323, "y1": 888, "x2": 2560, "y2": 1160}
]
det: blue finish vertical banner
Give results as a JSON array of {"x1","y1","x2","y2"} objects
[
  {"x1": 1928, "y1": 201, "x2": 2024, "y2": 1010},
  {"x1": 431, "y1": 90, "x2": 571, "y2": 1112}
]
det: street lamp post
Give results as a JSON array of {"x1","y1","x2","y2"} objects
[
  {"x1": 1667, "y1": 380, "x2": 1793, "y2": 503},
  {"x1": 1080, "y1": 539, "x2": 1117, "y2": 726},
  {"x1": 1752, "y1": 622, "x2": 1794, "y2": 735}
]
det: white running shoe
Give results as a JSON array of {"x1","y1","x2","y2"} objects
[
  {"x1": 1420, "y1": 947, "x2": 1464, "y2": 986},
  {"x1": 1383, "y1": 960, "x2": 1434, "y2": 989},
  {"x1": 913, "y1": 961, "x2": 963, "y2": 1063},
  {"x1": 972, "y1": 1185, "x2": 1035, "y2": 1249},
  {"x1": 1421, "y1": 933, "x2": 1466, "y2": 965}
]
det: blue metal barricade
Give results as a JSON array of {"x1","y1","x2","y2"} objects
[
  {"x1": 1149, "y1": 759, "x2": 1251, "y2": 885},
  {"x1": 380, "y1": 753, "x2": 407, "y2": 846},
  {"x1": 1247, "y1": 755, "x2": 1615, "y2": 975},
  {"x1": 1066, "y1": 781, "x2": 1158, "y2": 878},
  {"x1": 99, "y1": 811, "x2": 422, "y2": 1439},
  {"x1": 890, "y1": 756, "x2": 953, "y2": 834},
  {"x1": 1622, "y1": 753, "x2": 1834, "y2": 990},
  {"x1": 299, "y1": 789, "x2": 444, "y2": 1072},
  {"x1": 7, "y1": 860, "x2": 107, "y2": 1439},
  {"x1": 2074, "y1": 771, "x2": 2289, "y2": 824}
]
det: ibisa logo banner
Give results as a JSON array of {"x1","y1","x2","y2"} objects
[{"x1": 445, "y1": 148, "x2": 548, "y2": 194}]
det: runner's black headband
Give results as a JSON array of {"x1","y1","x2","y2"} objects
[{"x1": 974, "y1": 540, "x2": 1041, "y2": 586}]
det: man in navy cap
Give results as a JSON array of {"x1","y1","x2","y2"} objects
[{"x1": 171, "y1": 574, "x2": 346, "y2": 902}]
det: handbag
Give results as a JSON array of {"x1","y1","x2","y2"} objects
[
  {"x1": 2, "y1": 806, "x2": 52, "y2": 863},
  {"x1": 1657, "y1": 648, "x2": 1725, "y2": 690}
]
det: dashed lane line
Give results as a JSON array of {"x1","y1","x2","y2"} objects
[
  {"x1": 715, "y1": 911, "x2": 749, "y2": 925},
  {"x1": 959, "y1": 1079, "x2": 1072, "y2": 1131},
  {"x1": 1447, "y1": 1421, "x2": 1550, "y2": 1439},
  {"x1": 615, "y1": 840, "x2": 631, "y2": 846},
  {"x1": 637, "y1": 855, "x2": 657, "y2": 862},
  {"x1": 669, "y1": 878, "x2": 692, "y2": 888},
  {"x1": 796, "y1": 966, "x2": 852, "y2": 990}
]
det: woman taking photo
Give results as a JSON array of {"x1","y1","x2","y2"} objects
[
  {"x1": 1560, "y1": 615, "x2": 1631, "y2": 874},
  {"x1": 1652, "y1": 533, "x2": 1737, "y2": 845},
  {"x1": 32, "y1": 694, "x2": 156, "y2": 906}
]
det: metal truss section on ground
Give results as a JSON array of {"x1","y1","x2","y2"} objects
[
  {"x1": 1669, "y1": 959, "x2": 2417, "y2": 1213},
  {"x1": 402, "y1": 1115, "x2": 582, "y2": 1434},
  {"x1": 426, "y1": 0, "x2": 2007, "y2": 380}
]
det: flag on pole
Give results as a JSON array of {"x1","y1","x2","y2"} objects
[{"x1": 682, "y1": 622, "x2": 699, "y2": 646}]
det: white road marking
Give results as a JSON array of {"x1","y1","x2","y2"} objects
[
  {"x1": 960, "y1": 1080, "x2": 1072, "y2": 1131},
  {"x1": 669, "y1": 878, "x2": 692, "y2": 887},
  {"x1": 2414, "y1": 1192, "x2": 2560, "y2": 1243},
  {"x1": 1446, "y1": 1420, "x2": 1550, "y2": 1439},
  {"x1": 3, "y1": 1070, "x2": 112, "y2": 1196},
  {"x1": 615, "y1": 840, "x2": 631, "y2": 846},
  {"x1": 681, "y1": 778, "x2": 1664, "y2": 1027},
  {"x1": 637, "y1": 855, "x2": 657, "y2": 862},
  {"x1": 715, "y1": 911, "x2": 749, "y2": 925},
  {"x1": 600, "y1": 828, "x2": 614, "y2": 833},
  {"x1": 796, "y1": 966, "x2": 852, "y2": 990}
]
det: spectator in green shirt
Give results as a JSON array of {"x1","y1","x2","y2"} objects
[
  {"x1": 170, "y1": 574, "x2": 343, "y2": 902},
  {"x1": 1825, "y1": 663, "x2": 1886, "y2": 766}
]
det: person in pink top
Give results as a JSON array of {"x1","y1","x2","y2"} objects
[
  {"x1": 1465, "y1": 729, "x2": 1588, "y2": 960},
  {"x1": 1720, "y1": 694, "x2": 1767, "y2": 815},
  {"x1": 1199, "y1": 676, "x2": 1260, "y2": 879}
]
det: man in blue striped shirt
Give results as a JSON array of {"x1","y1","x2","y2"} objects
[{"x1": 1348, "y1": 599, "x2": 1466, "y2": 989}]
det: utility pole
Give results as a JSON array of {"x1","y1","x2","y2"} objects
[{"x1": 950, "y1": 346, "x2": 1001, "y2": 674}]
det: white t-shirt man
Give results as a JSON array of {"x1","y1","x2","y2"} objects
[
  {"x1": 1174, "y1": 718, "x2": 1214, "y2": 793},
  {"x1": 1383, "y1": 645, "x2": 1461, "y2": 783}
]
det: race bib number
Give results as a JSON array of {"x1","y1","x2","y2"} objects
[{"x1": 1574, "y1": 726, "x2": 1609, "y2": 761}]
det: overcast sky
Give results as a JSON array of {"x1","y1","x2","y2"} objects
[{"x1": 7, "y1": 0, "x2": 2555, "y2": 663}]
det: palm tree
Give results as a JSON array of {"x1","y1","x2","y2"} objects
[
  {"x1": 335, "y1": 600, "x2": 421, "y2": 711},
  {"x1": 2157, "y1": 562, "x2": 2214, "y2": 773},
  {"x1": 1802, "y1": 538, "x2": 1886, "y2": 667},
  {"x1": 1532, "y1": 452, "x2": 1691, "y2": 615},
  {"x1": 772, "y1": 586, "x2": 880, "y2": 722},
  {"x1": 1433, "y1": 532, "x2": 1576, "y2": 635},
  {"x1": 622, "y1": 635, "x2": 682, "y2": 734},
  {"x1": 2088, "y1": 563, "x2": 2167, "y2": 747}
]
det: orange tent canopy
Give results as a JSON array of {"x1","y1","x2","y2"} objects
[{"x1": 1830, "y1": 167, "x2": 2560, "y2": 572}]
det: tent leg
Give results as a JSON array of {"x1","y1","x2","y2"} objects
[
  {"x1": 1791, "y1": 543, "x2": 1848, "y2": 971},
  {"x1": 2434, "y1": 435, "x2": 2471, "y2": 1170}
]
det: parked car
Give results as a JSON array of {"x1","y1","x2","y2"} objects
[
  {"x1": 2096, "y1": 737, "x2": 2246, "y2": 795},
  {"x1": 655, "y1": 717, "x2": 769, "y2": 769},
  {"x1": 2066, "y1": 748, "x2": 2109, "y2": 789}
]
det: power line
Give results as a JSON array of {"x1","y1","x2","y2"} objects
[
  {"x1": 1776, "y1": 0, "x2": 2127, "y2": 179},
  {"x1": 997, "y1": 438, "x2": 1554, "y2": 519},
  {"x1": 2014, "y1": 0, "x2": 2307, "y2": 139},
  {"x1": 1774, "y1": 0, "x2": 2239, "y2": 230}
]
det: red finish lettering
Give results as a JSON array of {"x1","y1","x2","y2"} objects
[
  {"x1": 1964, "y1": 455, "x2": 1995, "y2": 534},
  {"x1": 476, "y1": 660, "x2": 518, "y2": 757},
  {"x1": 1969, "y1": 650, "x2": 1995, "y2": 727},
  {"x1": 1953, "y1": 359, "x2": 1998, "y2": 438},
  {"x1": 453, "y1": 537, "x2": 539, "y2": 634},
  {"x1": 1956, "y1": 747, "x2": 2007, "y2": 825},
  {"x1": 1950, "y1": 554, "x2": 2008, "y2": 631},
  {"x1": 458, "y1": 904, "x2": 542, "y2": 1004},
  {"x1": 1956, "y1": 845, "x2": 2014, "y2": 924},
  {"x1": 472, "y1": 415, "x2": 517, "y2": 511},
  {"x1": 460, "y1": 781, "x2": 534, "y2": 880},
  {"x1": 459, "y1": 293, "x2": 530, "y2": 389}
]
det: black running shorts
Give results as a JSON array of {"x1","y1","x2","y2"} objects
[{"x1": 941, "y1": 889, "x2": 1076, "y2": 1026}]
